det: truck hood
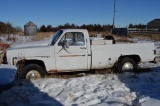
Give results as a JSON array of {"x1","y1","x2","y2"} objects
[{"x1": 9, "y1": 36, "x2": 52, "y2": 49}]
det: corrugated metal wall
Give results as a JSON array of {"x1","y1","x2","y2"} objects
[
  {"x1": 112, "y1": 28, "x2": 128, "y2": 36},
  {"x1": 24, "y1": 21, "x2": 37, "y2": 36}
]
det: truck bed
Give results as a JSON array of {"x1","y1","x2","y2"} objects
[{"x1": 91, "y1": 43, "x2": 155, "y2": 69}]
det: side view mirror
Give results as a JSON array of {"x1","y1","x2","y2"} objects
[{"x1": 62, "y1": 40, "x2": 69, "y2": 49}]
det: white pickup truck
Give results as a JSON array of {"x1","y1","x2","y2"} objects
[{"x1": 5, "y1": 29, "x2": 156, "y2": 79}]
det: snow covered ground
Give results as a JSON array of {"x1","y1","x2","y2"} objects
[
  {"x1": 1, "y1": 68, "x2": 160, "y2": 106},
  {"x1": 0, "y1": 35, "x2": 160, "y2": 106}
]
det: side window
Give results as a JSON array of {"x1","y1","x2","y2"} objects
[{"x1": 58, "y1": 32, "x2": 85, "y2": 46}]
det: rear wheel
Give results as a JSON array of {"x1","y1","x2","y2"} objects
[
  {"x1": 117, "y1": 57, "x2": 137, "y2": 73},
  {"x1": 20, "y1": 64, "x2": 46, "y2": 79}
]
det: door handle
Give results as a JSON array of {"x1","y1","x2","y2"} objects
[{"x1": 80, "y1": 47, "x2": 87, "y2": 49}]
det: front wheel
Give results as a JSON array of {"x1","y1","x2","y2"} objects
[
  {"x1": 20, "y1": 64, "x2": 46, "y2": 79},
  {"x1": 117, "y1": 57, "x2": 137, "y2": 73}
]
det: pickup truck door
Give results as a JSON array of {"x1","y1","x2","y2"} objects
[{"x1": 55, "y1": 32, "x2": 88, "y2": 71}]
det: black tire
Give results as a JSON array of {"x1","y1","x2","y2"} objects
[
  {"x1": 104, "y1": 36, "x2": 116, "y2": 44},
  {"x1": 20, "y1": 64, "x2": 46, "y2": 79},
  {"x1": 117, "y1": 57, "x2": 137, "y2": 73}
]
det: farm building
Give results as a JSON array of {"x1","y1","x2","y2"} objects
[
  {"x1": 24, "y1": 21, "x2": 37, "y2": 36},
  {"x1": 147, "y1": 19, "x2": 160, "y2": 30},
  {"x1": 112, "y1": 28, "x2": 128, "y2": 36}
]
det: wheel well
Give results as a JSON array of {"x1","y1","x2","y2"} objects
[
  {"x1": 104, "y1": 36, "x2": 116, "y2": 44},
  {"x1": 17, "y1": 59, "x2": 46, "y2": 71},
  {"x1": 119, "y1": 55, "x2": 141, "y2": 64}
]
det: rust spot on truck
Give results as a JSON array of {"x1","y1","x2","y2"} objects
[
  {"x1": 35, "y1": 56, "x2": 50, "y2": 58},
  {"x1": 48, "y1": 70, "x2": 57, "y2": 73},
  {"x1": 59, "y1": 55, "x2": 86, "y2": 57},
  {"x1": 0, "y1": 44, "x2": 10, "y2": 64}
]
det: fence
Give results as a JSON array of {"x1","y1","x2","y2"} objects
[{"x1": 128, "y1": 28, "x2": 160, "y2": 34}]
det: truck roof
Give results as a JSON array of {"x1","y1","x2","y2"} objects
[{"x1": 61, "y1": 29, "x2": 88, "y2": 32}]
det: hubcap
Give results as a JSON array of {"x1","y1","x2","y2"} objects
[
  {"x1": 26, "y1": 70, "x2": 41, "y2": 79},
  {"x1": 122, "y1": 62, "x2": 133, "y2": 71}
]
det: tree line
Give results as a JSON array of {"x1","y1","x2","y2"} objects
[
  {"x1": 39, "y1": 23, "x2": 148, "y2": 32},
  {"x1": 0, "y1": 21, "x2": 148, "y2": 34},
  {"x1": 39, "y1": 23, "x2": 113, "y2": 32},
  {"x1": 128, "y1": 23, "x2": 147, "y2": 29},
  {"x1": 0, "y1": 21, "x2": 22, "y2": 34}
]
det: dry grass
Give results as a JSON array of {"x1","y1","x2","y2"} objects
[
  {"x1": 151, "y1": 34, "x2": 160, "y2": 41},
  {"x1": 32, "y1": 32, "x2": 55, "y2": 41},
  {"x1": 16, "y1": 31, "x2": 160, "y2": 43},
  {"x1": 15, "y1": 31, "x2": 25, "y2": 36},
  {"x1": 129, "y1": 34, "x2": 160, "y2": 41},
  {"x1": 14, "y1": 31, "x2": 132, "y2": 43},
  {"x1": 32, "y1": 31, "x2": 112, "y2": 41}
]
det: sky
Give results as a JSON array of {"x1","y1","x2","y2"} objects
[{"x1": 0, "y1": 0, "x2": 160, "y2": 28}]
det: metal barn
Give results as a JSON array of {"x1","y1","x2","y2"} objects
[
  {"x1": 24, "y1": 21, "x2": 37, "y2": 36},
  {"x1": 147, "y1": 19, "x2": 160, "y2": 29}
]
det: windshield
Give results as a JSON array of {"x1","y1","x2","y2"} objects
[{"x1": 51, "y1": 30, "x2": 63, "y2": 45}]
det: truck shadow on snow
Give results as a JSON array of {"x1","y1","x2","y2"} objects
[
  {"x1": 0, "y1": 79, "x2": 63, "y2": 106},
  {"x1": 117, "y1": 66, "x2": 160, "y2": 105}
]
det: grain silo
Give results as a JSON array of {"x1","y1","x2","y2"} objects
[{"x1": 24, "y1": 21, "x2": 37, "y2": 36}]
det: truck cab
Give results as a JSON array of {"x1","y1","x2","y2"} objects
[{"x1": 53, "y1": 29, "x2": 91, "y2": 71}]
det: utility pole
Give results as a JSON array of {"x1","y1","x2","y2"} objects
[{"x1": 112, "y1": 0, "x2": 116, "y2": 29}]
